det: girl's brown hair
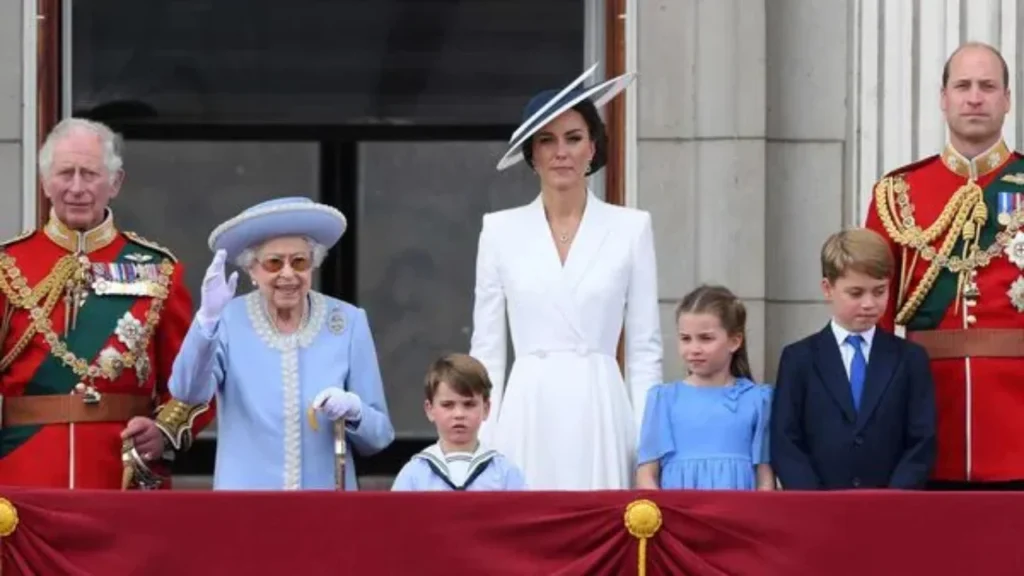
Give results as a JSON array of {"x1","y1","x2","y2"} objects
[{"x1": 675, "y1": 284, "x2": 753, "y2": 380}]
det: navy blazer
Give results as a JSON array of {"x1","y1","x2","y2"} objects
[{"x1": 769, "y1": 325, "x2": 937, "y2": 490}]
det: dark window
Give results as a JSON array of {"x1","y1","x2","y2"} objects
[
  {"x1": 114, "y1": 141, "x2": 321, "y2": 300},
  {"x1": 356, "y1": 141, "x2": 536, "y2": 437},
  {"x1": 72, "y1": 0, "x2": 585, "y2": 126}
]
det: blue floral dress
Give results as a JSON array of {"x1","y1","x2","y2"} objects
[{"x1": 637, "y1": 378, "x2": 772, "y2": 490}]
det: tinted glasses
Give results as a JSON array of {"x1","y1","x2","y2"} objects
[{"x1": 258, "y1": 254, "x2": 313, "y2": 273}]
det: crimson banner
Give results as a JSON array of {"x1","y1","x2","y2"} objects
[{"x1": 1, "y1": 487, "x2": 1021, "y2": 575}]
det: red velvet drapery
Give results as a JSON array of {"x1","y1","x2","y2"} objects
[{"x1": 1, "y1": 488, "x2": 1022, "y2": 575}]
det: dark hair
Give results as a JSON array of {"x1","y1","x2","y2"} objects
[
  {"x1": 675, "y1": 285, "x2": 753, "y2": 380},
  {"x1": 424, "y1": 353, "x2": 493, "y2": 402},
  {"x1": 942, "y1": 42, "x2": 1009, "y2": 89},
  {"x1": 521, "y1": 99, "x2": 609, "y2": 176}
]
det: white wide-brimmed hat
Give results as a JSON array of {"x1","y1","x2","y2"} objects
[
  {"x1": 208, "y1": 197, "x2": 347, "y2": 262},
  {"x1": 496, "y1": 63, "x2": 636, "y2": 171}
]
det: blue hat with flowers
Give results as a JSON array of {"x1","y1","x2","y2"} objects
[
  {"x1": 496, "y1": 63, "x2": 636, "y2": 171},
  {"x1": 207, "y1": 197, "x2": 347, "y2": 262}
]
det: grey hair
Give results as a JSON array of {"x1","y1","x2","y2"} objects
[
  {"x1": 38, "y1": 118, "x2": 124, "y2": 183},
  {"x1": 234, "y1": 236, "x2": 329, "y2": 272}
]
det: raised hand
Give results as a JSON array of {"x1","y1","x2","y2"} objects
[{"x1": 197, "y1": 249, "x2": 238, "y2": 326}]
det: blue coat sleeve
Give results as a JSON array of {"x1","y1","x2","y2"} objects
[
  {"x1": 167, "y1": 316, "x2": 226, "y2": 405},
  {"x1": 502, "y1": 458, "x2": 527, "y2": 490},
  {"x1": 888, "y1": 343, "x2": 937, "y2": 489},
  {"x1": 770, "y1": 345, "x2": 823, "y2": 490},
  {"x1": 343, "y1": 307, "x2": 396, "y2": 456},
  {"x1": 390, "y1": 460, "x2": 420, "y2": 491}
]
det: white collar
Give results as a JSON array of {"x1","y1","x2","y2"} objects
[
  {"x1": 415, "y1": 442, "x2": 497, "y2": 488},
  {"x1": 830, "y1": 319, "x2": 876, "y2": 348}
]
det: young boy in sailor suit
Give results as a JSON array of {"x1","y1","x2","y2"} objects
[{"x1": 391, "y1": 353, "x2": 526, "y2": 491}]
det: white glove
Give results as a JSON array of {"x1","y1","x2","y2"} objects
[
  {"x1": 313, "y1": 387, "x2": 362, "y2": 422},
  {"x1": 197, "y1": 249, "x2": 238, "y2": 329}
]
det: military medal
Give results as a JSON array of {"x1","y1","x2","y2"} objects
[
  {"x1": 1008, "y1": 277, "x2": 1024, "y2": 313},
  {"x1": 92, "y1": 262, "x2": 163, "y2": 297},
  {"x1": 98, "y1": 347, "x2": 126, "y2": 380},
  {"x1": 1005, "y1": 231, "x2": 1024, "y2": 269}
]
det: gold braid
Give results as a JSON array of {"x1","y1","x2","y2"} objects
[
  {"x1": 872, "y1": 176, "x2": 986, "y2": 325},
  {"x1": 0, "y1": 253, "x2": 81, "y2": 371},
  {"x1": 0, "y1": 250, "x2": 173, "y2": 380}
]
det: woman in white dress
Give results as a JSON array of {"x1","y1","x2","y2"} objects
[{"x1": 470, "y1": 64, "x2": 663, "y2": 490}]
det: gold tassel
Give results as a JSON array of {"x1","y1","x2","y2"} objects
[{"x1": 624, "y1": 499, "x2": 662, "y2": 576}]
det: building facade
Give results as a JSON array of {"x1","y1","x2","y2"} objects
[{"x1": 2, "y1": 0, "x2": 1022, "y2": 440}]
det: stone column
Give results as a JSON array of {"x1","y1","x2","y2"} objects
[
  {"x1": 635, "y1": 0, "x2": 768, "y2": 379},
  {"x1": 763, "y1": 0, "x2": 851, "y2": 380}
]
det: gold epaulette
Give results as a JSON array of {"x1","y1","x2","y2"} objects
[
  {"x1": 154, "y1": 399, "x2": 211, "y2": 451},
  {"x1": 0, "y1": 230, "x2": 35, "y2": 250},
  {"x1": 123, "y1": 231, "x2": 177, "y2": 263}
]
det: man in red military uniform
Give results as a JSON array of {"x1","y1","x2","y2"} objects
[
  {"x1": 0, "y1": 117, "x2": 214, "y2": 489},
  {"x1": 865, "y1": 42, "x2": 1024, "y2": 489}
]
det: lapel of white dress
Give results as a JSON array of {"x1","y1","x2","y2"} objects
[
  {"x1": 556, "y1": 192, "x2": 610, "y2": 340},
  {"x1": 522, "y1": 191, "x2": 610, "y2": 342},
  {"x1": 561, "y1": 191, "x2": 611, "y2": 293}
]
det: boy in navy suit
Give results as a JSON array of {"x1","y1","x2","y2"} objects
[{"x1": 770, "y1": 228, "x2": 937, "y2": 490}]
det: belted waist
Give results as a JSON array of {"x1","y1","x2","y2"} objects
[
  {"x1": 907, "y1": 328, "x2": 1024, "y2": 360},
  {"x1": 523, "y1": 346, "x2": 615, "y2": 359},
  {"x1": 0, "y1": 393, "x2": 153, "y2": 429}
]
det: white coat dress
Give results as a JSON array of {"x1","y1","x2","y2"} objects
[{"x1": 469, "y1": 191, "x2": 663, "y2": 490}]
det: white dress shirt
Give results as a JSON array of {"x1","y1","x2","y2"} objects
[{"x1": 829, "y1": 319, "x2": 875, "y2": 379}]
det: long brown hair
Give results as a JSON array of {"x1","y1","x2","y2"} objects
[{"x1": 675, "y1": 285, "x2": 753, "y2": 380}]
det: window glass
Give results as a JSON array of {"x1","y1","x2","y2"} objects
[
  {"x1": 72, "y1": 0, "x2": 585, "y2": 126},
  {"x1": 357, "y1": 141, "x2": 538, "y2": 437}
]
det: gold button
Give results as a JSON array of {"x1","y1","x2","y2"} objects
[{"x1": 967, "y1": 315, "x2": 977, "y2": 325}]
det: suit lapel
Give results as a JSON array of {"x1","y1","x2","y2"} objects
[
  {"x1": 854, "y1": 330, "x2": 899, "y2": 430},
  {"x1": 811, "y1": 326, "x2": 857, "y2": 423}
]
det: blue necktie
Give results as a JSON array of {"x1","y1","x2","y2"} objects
[{"x1": 846, "y1": 334, "x2": 866, "y2": 411}]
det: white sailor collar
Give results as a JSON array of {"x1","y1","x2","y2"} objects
[{"x1": 414, "y1": 442, "x2": 498, "y2": 489}]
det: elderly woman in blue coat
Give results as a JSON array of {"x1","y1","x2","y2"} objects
[{"x1": 168, "y1": 197, "x2": 395, "y2": 490}]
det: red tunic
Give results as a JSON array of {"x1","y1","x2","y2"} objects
[
  {"x1": 0, "y1": 213, "x2": 215, "y2": 489},
  {"x1": 865, "y1": 140, "x2": 1024, "y2": 482}
]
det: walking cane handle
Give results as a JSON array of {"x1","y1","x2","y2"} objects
[{"x1": 333, "y1": 419, "x2": 346, "y2": 490}]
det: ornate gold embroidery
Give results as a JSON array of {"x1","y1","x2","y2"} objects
[
  {"x1": 43, "y1": 211, "x2": 118, "y2": 254},
  {"x1": 872, "y1": 175, "x2": 1024, "y2": 324},
  {"x1": 0, "y1": 252, "x2": 174, "y2": 384},
  {"x1": 154, "y1": 399, "x2": 211, "y2": 451}
]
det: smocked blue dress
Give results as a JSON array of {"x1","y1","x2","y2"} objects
[{"x1": 637, "y1": 378, "x2": 772, "y2": 490}]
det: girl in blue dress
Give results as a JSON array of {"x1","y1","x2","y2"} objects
[{"x1": 636, "y1": 285, "x2": 775, "y2": 491}]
